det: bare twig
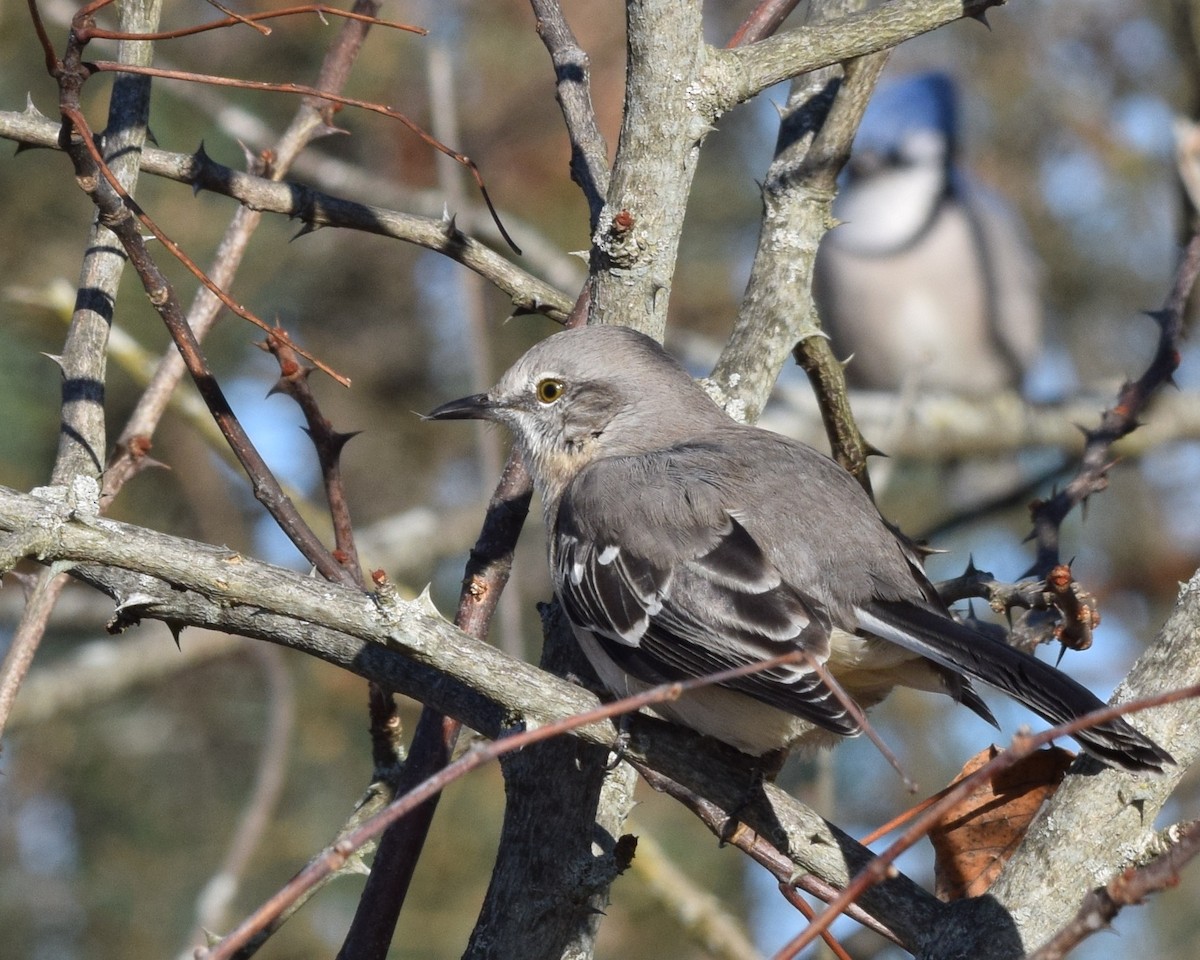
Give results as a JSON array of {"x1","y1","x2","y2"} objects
[
  {"x1": 262, "y1": 329, "x2": 363, "y2": 581},
  {"x1": 631, "y1": 760, "x2": 903, "y2": 946},
  {"x1": 714, "y1": 0, "x2": 1004, "y2": 105},
  {"x1": 58, "y1": 101, "x2": 353, "y2": 584},
  {"x1": 0, "y1": 107, "x2": 573, "y2": 320},
  {"x1": 337, "y1": 448, "x2": 534, "y2": 959}
]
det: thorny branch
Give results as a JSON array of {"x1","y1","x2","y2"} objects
[
  {"x1": 1028, "y1": 231, "x2": 1200, "y2": 577},
  {"x1": 0, "y1": 107, "x2": 573, "y2": 320},
  {"x1": 84, "y1": 60, "x2": 521, "y2": 253}
]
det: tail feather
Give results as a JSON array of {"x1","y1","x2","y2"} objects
[{"x1": 856, "y1": 600, "x2": 1173, "y2": 773}]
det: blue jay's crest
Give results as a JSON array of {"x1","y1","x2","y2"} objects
[{"x1": 852, "y1": 71, "x2": 959, "y2": 166}]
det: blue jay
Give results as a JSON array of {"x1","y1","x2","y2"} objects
[{"x1": 814, "y1": 73, "x2": 1042, "y2": 395}]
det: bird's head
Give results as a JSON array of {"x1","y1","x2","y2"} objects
[{"x1": 426, "y1": 326, "x2": 722, "y2": 502}]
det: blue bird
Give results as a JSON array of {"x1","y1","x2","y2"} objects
[{"x1": 814, "y1": 73, "x2": 1042, "y2": 396}]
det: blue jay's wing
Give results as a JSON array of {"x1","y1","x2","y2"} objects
[{"x1": 555, "y1": 485, "x2": 860, "y2": 736}]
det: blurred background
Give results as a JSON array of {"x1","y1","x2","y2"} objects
[{"x1": 2, "y1": 1, "x2": 1199, "y2": 958}]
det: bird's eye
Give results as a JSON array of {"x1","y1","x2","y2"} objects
[{"x1": 535, "y1": 378, "x2": 565, "y2": 404}]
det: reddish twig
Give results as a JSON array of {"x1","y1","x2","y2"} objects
[
  {"x1": 727, "y1": 0, "x2": 804, "y2": 47},
  {"x1": 56, "y1": 100, "x2": 354, "y2": 584},
  {"x1": 803, "y1": 651, "x2": 915, "y2": 790},
  {"x1": 337, "y1": 453, "x2": 534, "y2": 958},
  {"x1": 771, "y1": 682, "x2": 1200, "y2": 960},
  {"x1": 83, "y1": 60, "x2": 520, "y2": 253},
  {"x1": 74, "y1": 4, "x2": 427, "y2": 42},
  {"x1": 630, "y1": 760, "x2": 903, "y2": 946},
  {"x1": 59, "y1": 107, "x2": 351, "y2": 385},
  {"x1": 26, "y1": 0, "x2": 59, "y2": 75},
  {"x1": 777, "y1": 884, "x2": 854, "y2": 960},
  {"x1": 199, "y1": 652, "x2": 807, "y2": 960}
]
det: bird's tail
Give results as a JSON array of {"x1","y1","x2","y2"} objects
[{"x1": 855, "y1": 599, "x2": 1173, "y2": 772}]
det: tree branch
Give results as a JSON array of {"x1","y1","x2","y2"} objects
[
  {"x1": 709, "y1": 0, "x2": 1003, "y2": 108},
  {"x1": 0, "y1": 109, "x2": 574, "y2": 322}
]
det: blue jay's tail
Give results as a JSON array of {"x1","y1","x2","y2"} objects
[{"x1": 855, "y1": 600, "x2": 1174, "y2": 773}]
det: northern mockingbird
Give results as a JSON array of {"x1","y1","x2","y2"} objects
[
  {"x1": 814, "y1": 72, "x2": 1042, "y2": 395},
  {"x1": 428, "y1": 326, "x2": 1168, "y2": 771}
]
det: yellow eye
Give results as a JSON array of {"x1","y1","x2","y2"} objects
[{"x1": 536, "y1": 378, "x2": 565, "y2": 404}]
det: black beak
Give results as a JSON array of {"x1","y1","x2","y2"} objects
[{"x1": 424, "y1": 393, "x2": 495, "y2": 421}]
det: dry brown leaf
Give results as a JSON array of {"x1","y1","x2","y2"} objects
[{"x1": 930, "y1": 745, "x2": 1076, "y2": 900}]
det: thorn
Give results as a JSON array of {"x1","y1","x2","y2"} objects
[
  {"x1": 863, "y1": 441, "x2": 888, "y2": 459},
  {"x1": 114, "y1": 592, "x2": 158, "y2": 613},
  {"x1": 291, "y1": 221, "x2": 320, "y2": 241},
  {"x1": 190, "y1": 141, "x2": 212, "y2": 195},
  {"x1": 139, "y1": 454, "x2": 171, "y2": 473},
  {"x1": 970, "y1": 9, "x2": 991, "y2": 28},
  {"x1": 107, "y1": 592, "x2": 160, "y2": 634},
  {"x1": 329, "y1": 430, "x2": 362, "y2": 455},
  {"x1": 312, "y1": 122, "x2": 350, "y2": 140},
  {"x1": 414, "y1": 583, "x2": 443, "y2": 619},
  {"x1": 40, "y1": 352, "x2": 66, "y2": 373},
  {"x1": 23, "y1": 93, "x2": 50, "y2": 120},
  {"x1": 266, "y1": 377, "x2": 291, "y2": 398},
  {"x1": 1143, "y1": 308, "x2": 1170, "y2": 329}
]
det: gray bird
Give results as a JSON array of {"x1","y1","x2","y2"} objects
[
  {"x1": 813, "y1": 73, "x2": 1042, "y2": 395},
  {"x1": 428, "y1": 326, "x2": 1168, "y2": 771}
]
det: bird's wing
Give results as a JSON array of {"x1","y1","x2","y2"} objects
[
  {"x1": 856, "y1": 599, "x2": 1173, "y2": 772},
  {"x1": 556, "y1": 459, "x2": 859, "y2": 736}
]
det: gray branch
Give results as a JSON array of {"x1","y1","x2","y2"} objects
[{"x1": 708, "y1": 0, "x2": 1002, "y2": 109}]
